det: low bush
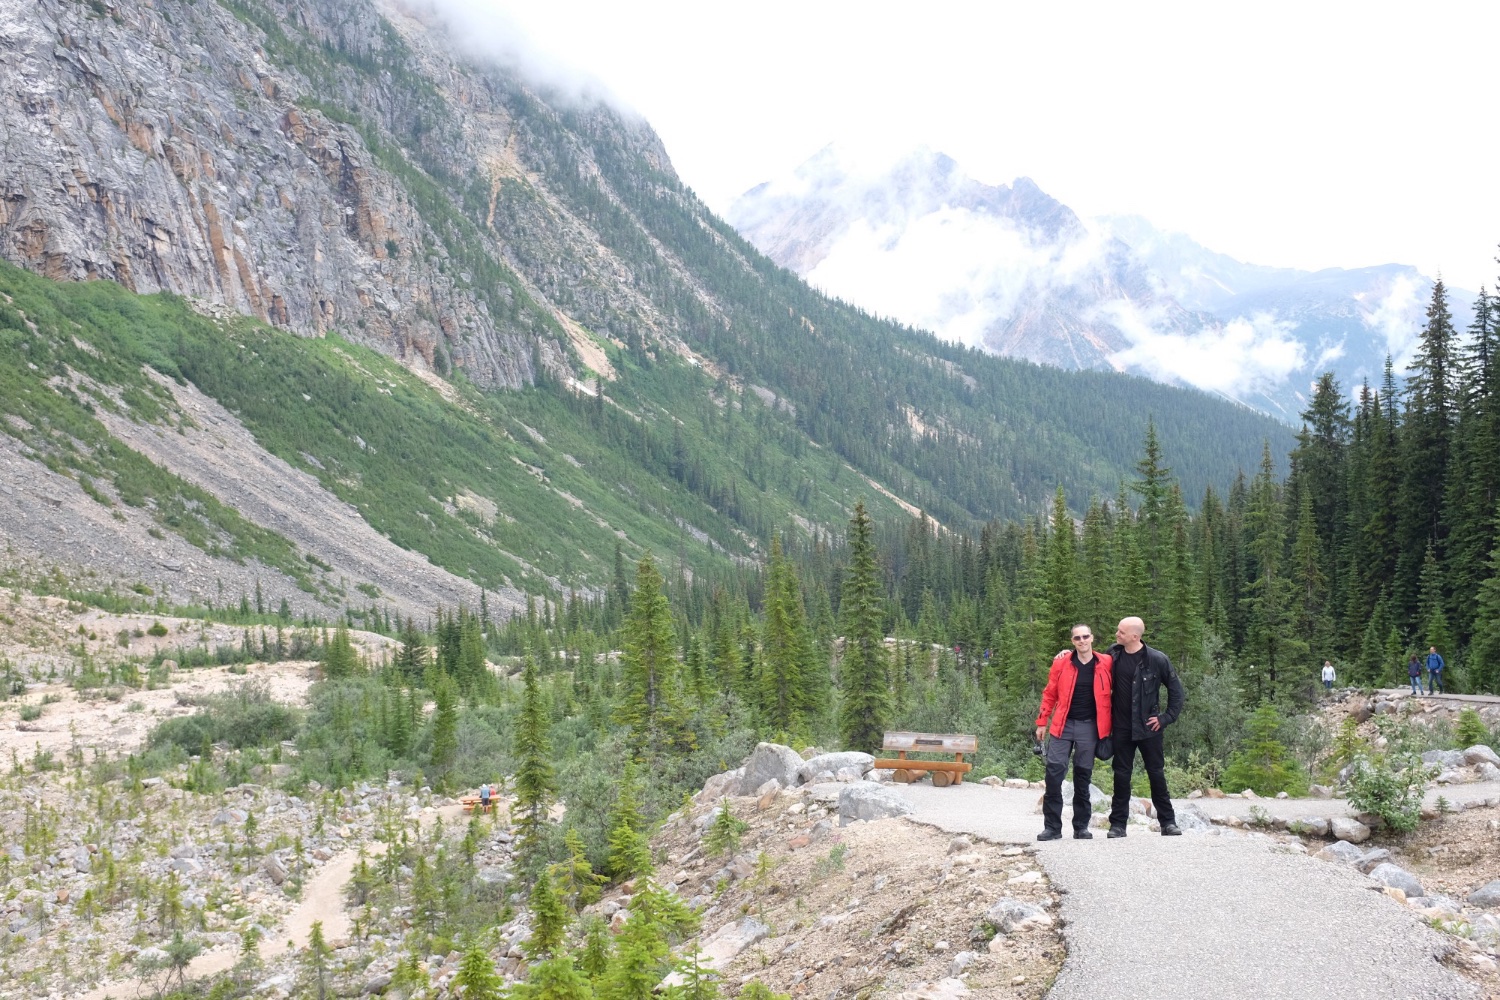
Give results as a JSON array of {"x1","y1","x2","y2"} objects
[
  {"x1": 1345, "y1": 751, "x2": 1430, "y2": 833},
  {"x1": 147, "y1": 682, "x2": 299, "y2": 754},
  {"x1": 1220, "y1": 703, "x2": 1309, "y2": 797}
]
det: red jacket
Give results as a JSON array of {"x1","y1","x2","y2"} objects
[{"x1": 1035, "y1": 651, "x2": 1113, "y2": 738}]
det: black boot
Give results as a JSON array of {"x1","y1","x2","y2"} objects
[
  {"x1": 1037, "y1": 828, "x2": 1063, "y2": 841},
  {"x1": 1107, "y1": 825, "x2": 1127, "y2": 838}
]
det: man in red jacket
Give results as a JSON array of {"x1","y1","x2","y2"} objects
[{"x1": 1034, "y1": 624, "x2": 1113, "y2": 840}]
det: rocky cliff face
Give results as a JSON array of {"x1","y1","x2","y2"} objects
[{"x1": 0, "y1": 0, "x2": 690, "y2": 389}]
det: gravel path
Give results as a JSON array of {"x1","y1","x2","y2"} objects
[{"x1": 897, "y1": 783, "x2": 1479, "y2": 1000}]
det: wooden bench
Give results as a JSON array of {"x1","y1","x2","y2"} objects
[
  {"x1": 460, "y1": 795, "x2": 496, "y2": 814},
  {"x1": 874, "y1": 732, "x2": 976, "y2": 787}
]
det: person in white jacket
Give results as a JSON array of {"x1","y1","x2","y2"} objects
[{"x1": 1321, "y1": 660, "x2": 1336, "y2": 691}]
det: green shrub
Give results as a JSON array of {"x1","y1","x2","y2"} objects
[
  {"x1": 18, "y1": 704, "x2": 41, "y2": 722},
  {"x1": 1454, "y1": 709, "x2": 1489, "y2": 749},
  {"x1": 148, "y1": 683, "x2": 299, "y2": 754},
  {"x1": 147, "y1": 621, "x2": 168, "y2": 637},
  {"x1": 1345, "y1": 751, "x2": 1430, "y2": 833},
  {"x1": 703, "y1": 800, "x2": 748, "y2": 858},
  {"x1": 1220, "y1": 703, "x2": 1309, "y2": 797}
]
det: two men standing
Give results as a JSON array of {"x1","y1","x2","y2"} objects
[{"x1": 1035, "y1": 616, "x2": 1184, "y2": 840}]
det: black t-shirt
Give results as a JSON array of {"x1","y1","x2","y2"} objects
[
  {"x1": 1067, "y1": 654, "x2": 1097, "y2": 721},
  {"x1": 1114, "y1": 648, "x2": 1147, "y2": 724}
]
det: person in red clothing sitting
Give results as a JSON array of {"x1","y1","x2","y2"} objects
[{"x1": 1034, "y1": 624, "x2": 1113, "y2": 841}]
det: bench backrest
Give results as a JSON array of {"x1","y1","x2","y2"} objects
[{"x1": 881, "y1": 731, "x2": 977, "y2": 753}]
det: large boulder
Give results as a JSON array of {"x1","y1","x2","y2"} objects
[
  {"x1": 699, "y1": 768, "x2": 743, "y2": 802},
  {"x1": 1173, "y1": 803, "x2": 1214, "y2": 833},
  {"x1": 1463, "y1": 745, "x2": 1500, "y2": 768},
  {"x1": 1469, "y1": 880, "x2": 1500, "y2": 908},
  {"x1": 1422, "y1": 749, "x2": 1466, "y2": 768},
  {"x1": 698, "y1": 917, "x2": 769, "y2": 968},
  {"x1": 797, "y1": 752, "x2": 874, "y2": 785},
  {"x1": 1287, "y1": 816, "x2": 1330, "y2": 837},
  {"x1": 1368, "y1": 863, "x2": 1424, "y2": 899},
  {"x1": 1315, "y1": 841, "x2": 1366, "y2": 865},
  {"x1": 737, "y1": 743, "x2": 803, "y2": 794},
  {"x1": 838, "y1": 784, "x2": 914, "y2": 824},
  {"x1": 262, "y1": 855, "x2": 288, "y2": 885},
  {"x1": 984, "y1": 897, "x2": 1054, "y2": 933},
  {"x1": 1330, "y1": 817, "x2": 1371, "y2": 844}
]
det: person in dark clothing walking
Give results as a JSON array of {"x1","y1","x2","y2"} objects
[
  {"x1": 1408, "y1": 654, "x2": 1424, "y2": 695},
  {"x1": 1426, "y1": 646, "x2": 1445, "y2": 694},
  {"x1": 1035, "y1": 625, "x2": 1114, "y2": 841},
  {"x1": 1105, "y1": 616, "x2": 1185, "y2": 838}
]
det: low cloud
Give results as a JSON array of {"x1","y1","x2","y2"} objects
[
  {"x1": 1356, "y1": 272, "x2": 1425, "y2": 366},
  {"x1": 1103, "y1": 301, "x2": 1307, "y2": 402}
]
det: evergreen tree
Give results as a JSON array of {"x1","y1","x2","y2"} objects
[
  {"x1": 1043, "y1": 485, "x2": 1078, "y2": 646},
  {"x1": 455, "y1": 946, "x2": 505, "y2": 1000},
  {"x1": 514, "y1": 654, "x2": 557, "y2": 868},
  {"x1": 1239, "y1": 442, "x2": 1306, "y2": 703},
  {"x1": 429, "y1": 675, "x2": 459, "y2": 781},
  {"x1": 1470, "y1": 509, "x2": 1500, "y2": 694},
  {"x1": 515, "y1": 957, "x2": 595, "y2": 1000},
  {"x1": 759, "y1": 536, "x2": 815, "y2": 736},
  {"x1": 525, "y1": 872, "x2": 568, "y2": 959},
  {"x1": 617, "y1": 555, "x2": 681, "y2": 748},
  {"x1": 837, "y1": 501, "x2": 890, "y2": 752},
  {"x1": 322, "y1": 622, "x2": 359, "y2": 679},
  {"x1": 551, "y1": 827, "x2": 605, "y2": 909},
  {"x1": 607, "y1": 761, "x2": 652, "y2": 881}
]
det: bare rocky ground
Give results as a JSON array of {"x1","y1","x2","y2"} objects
[{"x1": 645, "y1": 783, "x2": 1065, "y2": 1000}]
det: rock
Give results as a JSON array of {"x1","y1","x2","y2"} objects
[
  {"x1": 1286, "y1": 817, "x2": 1330, "y2": 837},
  {"x1": 1353, "y1": 848, "x2": 1392, "y2": 874},
  {"x1": 933, "y1": 940, "x2": 949, "y2": 952},
  {"x1": 1480, "y1": 762, "x2": 1500, "y2": 783},
  {"x1": 895, "y1": 978, "x2": 971, "y2": 1000},
  {"x1": 786, "y1": 835, "x2": 811, "y2": 850},
  {"x1": 169, "y1": 844, "x2": 200, "y2": 859},
  {"x1": 1004, "y1": 778, "x2": 1029, "y2": 789},
  {"x1": 1187, "y1": 789, "x2": 1203, "y2": 799},
  {"x1": 170, "y1": 857, "x2": 203, "y2": 876},
  {"x1": 71, "y1": 847, "x2": 91, "y2": 873},
  {"x1": 950, "y1": 950, "x2": 976, "y2": 976},
  {"x1": 1436, "y1": 769, "x2": 1471, "y2": 785},
  {"x1": 1315, "y1": 841, "x2": 1367, "y2": 865},
  {"x1": 1173, "y1": 803, "x2": 1214, "y2": 833},
  {"x1": 838, "y1": 784, "x2": 914, "y2": 824},
  {"x1": 836, "y1": 766, "x2": 865, "y2": 782},
  {"x1": 1349, "y1": 700, "x2": 1374, "y2": 724},
  {"x1": 364, "y1": 973, "x2": 393, "y2": 995},
  {"x1": 755, "y1": 778, "x2": 781, "y2": 797},
  {"x1": 756, "y1": 789, "x2": 779, "y2": 811},
  {"x1": 738, "y1": 744, "x2": 804, "y2": 794},
  {"x1": 1330, "y1": 817, "x2": 1371, "y2": 844},
  {"x1": 1308, "y1": 784, "x2": 1334, "y2": 798},
  {"x1": 947, "y1": 836, "x2": 973, "y2": 855},
  {"x1": 810, "y1": 820, "x2": 834, "y2": 841},
  {"x1": 1241, "y1": 788, "x2": 1258, "y2": 799},
  {"x1": 1422, "y1": 749, "x2": 1465, "y2": 768},
  {"x1": 985, "y1": 898, "x2": 1053, "y2": 933},
  {"x1": 1276, "y1": 791, "x2": 1289, "y2": 799},
  {"x1": 1468, "y1": 880, "x2": 1500, "y2": 908},
  {"x1": 212, "y1": 808, "x2": 249, "y2": 826},
  {"x1": 1205, "y1": 788, "x2": 1226, "y2": 798},
  {"x1": 1463, "y1": 745, "x2": 1500, "y2": 768},
  {"x1": 1368, "y1": 863, "x2": 1424, "y2": 898},
  {"x1": 796, "y1": 752, "x2": 875, "y2": 785},
  {"x1": 262, "y1": 855, "x2": 288, "y2": 885},
  {"x1": 699, "y1": 768, "x2": 744, "y2": 802},
  {"x1": 699, "y1": 917, "x2": 769, "y2": 968}
]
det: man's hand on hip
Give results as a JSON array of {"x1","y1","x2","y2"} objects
[{"x1": 1147, "y1": 716, "x2": 1161, "y2": 731}]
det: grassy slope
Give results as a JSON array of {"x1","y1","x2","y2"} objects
[{"x1": 0, "y1": 262, "x2": 906, "y2": 595}]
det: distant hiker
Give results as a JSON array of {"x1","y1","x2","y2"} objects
[
  {"x1": 1105, "y1": 616, "x2": 1185, "y2": 838},
  {"x1": 1034, "y1": 625, "x2": 1113, "y2": 841},
  {"x1": 1427, "y1": 646, "x2": 1445, "y2": 694},
  {"x1": 1408, "y1": 654, "x2": 1424, "y2": 695},
  {"x1": 1321, "y1": 660, "x2": 1336, "y2": 691},
  {"x1": 480, "y1": 782, "x2": 492, "y2": 811}
]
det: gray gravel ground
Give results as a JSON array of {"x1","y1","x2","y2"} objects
[
  {"x1": 1189, "y1": 781, "x2": 1500, "y2": 821},
  {"x1": 897, "y1": 783, "x2": 1480, "y2": 1000}
]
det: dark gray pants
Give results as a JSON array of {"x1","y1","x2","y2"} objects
[{"x1": 1043, "y1": 718, "x2": 1097, "y2": 833}]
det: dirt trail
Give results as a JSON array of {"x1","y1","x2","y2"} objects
[{"x1": 74, "y1": 804, "x2": 467, "y2": 999}]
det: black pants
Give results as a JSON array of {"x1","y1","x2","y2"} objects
[
  {"x1": 1108, "y1": 731, "x2": 1176, "y2": 828},
  {"x1": 1043, "y1": 718, "x2": 1097, "y2": 833}
]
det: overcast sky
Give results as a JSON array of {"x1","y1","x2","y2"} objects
[{"x1": 436, "y1": 0, "x2": 1499, "y2": 292}]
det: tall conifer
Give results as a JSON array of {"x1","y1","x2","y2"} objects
[{"x1": 837, "y1": 501, "x2": 890, "y2": 752}]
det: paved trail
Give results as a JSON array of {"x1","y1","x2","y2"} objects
[{"x1": 897, "y1": 784, "x2": 1479, "y2": 1000}]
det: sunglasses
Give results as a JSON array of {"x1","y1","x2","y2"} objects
[{"x1": 1071, "y1": 635, "x2": 1092, "y2": 641}]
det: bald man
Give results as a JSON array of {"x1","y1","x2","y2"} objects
[{"x1": 1106, "y1": 617, "x2": 1184, "y2": 837}]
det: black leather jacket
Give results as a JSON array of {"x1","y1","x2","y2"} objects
[{"x1": 1107, "y1": 642, "x2": 1185, "y2": 741}]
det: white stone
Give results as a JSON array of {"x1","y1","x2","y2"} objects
[
  {"x1": 1463, "y1": 745, "x2": 1500, "y2": 768},
  {"x1": 739, "y1": 744, "x2": 803, "y2": 794},
  {"x1": 699, "y1": 917, "x2": 769, "y2": 968},
  {"x1": 838, "y1": 784, "x2": 914, "y2": 824},
  {"x1": 1330, "y1": 817, "x2": 1371, "y2": 844},
  {"x1": 796, "y1": 752, "x2": 874, "y2": 785}
]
